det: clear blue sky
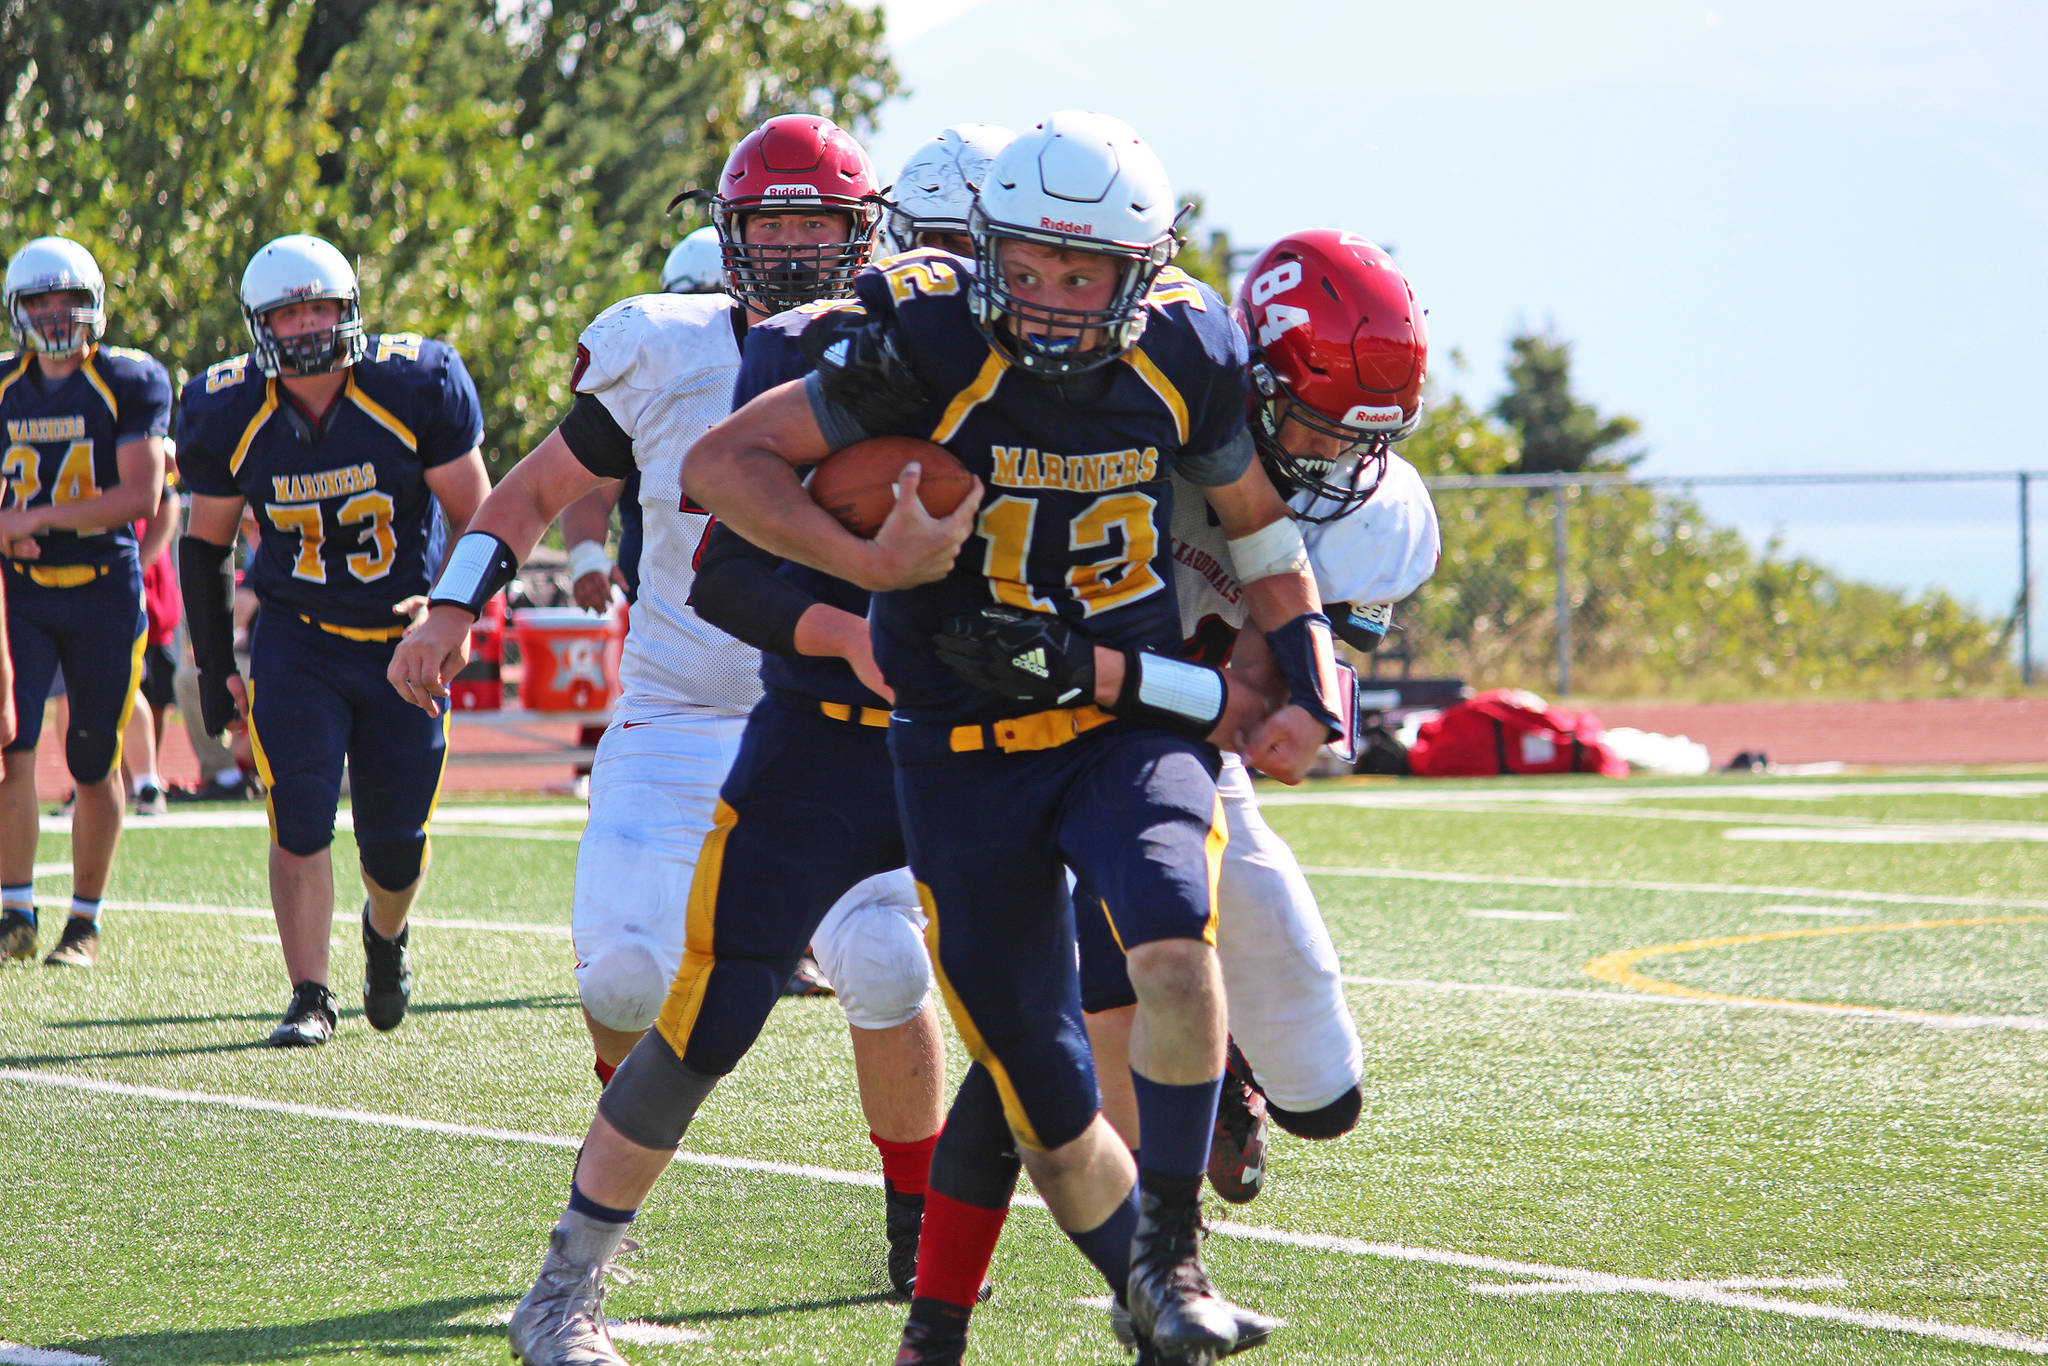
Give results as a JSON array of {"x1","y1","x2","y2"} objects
[{"x1": 860, "y1": 0, "x2": 2047, "y2": 618}]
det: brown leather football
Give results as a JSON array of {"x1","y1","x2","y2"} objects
[{"x1": 807, "y1": 436, "x2": 976, "y2": 538}]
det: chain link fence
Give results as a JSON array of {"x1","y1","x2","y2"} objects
[{"x1": 1370, "y1": 471, "x2": 2041, "y2": 699}]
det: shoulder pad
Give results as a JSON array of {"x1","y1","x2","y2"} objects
[
  {"x1": 1303, "y1": 453, "x2": 1441, "y2": 607},
  {"x1": 197, "y1": 353, "x2": 258, "y2": 397},
  {"x1": 1145, "y1": 266, "x2": 1210, "y2": 312},
  {"x1": 575, "y1": 293, "x2": 738, "y2": 397},
  {"x1": 101, "y1": 345, "x2": 157, "y2": 364}
]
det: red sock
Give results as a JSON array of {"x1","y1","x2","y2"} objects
[
  {"x1": 871, "y1": 1130, "x2": 938, "y2": 1196},
  {"x1": 594, "y1": 1055, "x2": 617, "y2": 1086},
  {"x1": 914, "y1": 1189, "x2": 1008, "y2": 1309}
]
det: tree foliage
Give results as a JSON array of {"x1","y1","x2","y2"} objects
[
  {"x1": 0, "y1": 0, "x2": 894, "y2": 474},
  {"x1": 1388, "y1": 373, "x2": 2014, "y2": 699},
  {"x1": 1492, "y1": 330, "x2": 1641, "y2": 474}
]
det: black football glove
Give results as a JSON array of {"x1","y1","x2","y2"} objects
[
  {"x1": 801, "y1": 309, "x2": 931, "y2": 432},
  {"x1": 934, "y1": 605, "x2": 1096, "y2": 706}
]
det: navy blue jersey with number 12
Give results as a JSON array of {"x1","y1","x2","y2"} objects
[
  {"x1": 176, "y1": 334, "x2": 483, "y2": 632},
  {"x1": 841, "y1": 249, "x2": 1251, "y2": 726}
]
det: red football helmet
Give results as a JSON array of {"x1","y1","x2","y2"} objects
[
  {"x1": 700, "y1": 114, "x2": 883, "y2": 315},
  {"x1": 1235, "y1": 230, "x2": 1426, "y2": 520}
]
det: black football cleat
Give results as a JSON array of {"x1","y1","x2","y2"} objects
[
  {"x1": 893, "y1": 1301, "x2": 970, "y2": 1366},
  {"x1": 1116, "y1": 1297, "x2": 1276, "y2": 1363},
  {"x1": 43, "y1": 915, "x2": 100, "y2": 968},
  {"x1": 1126, "y1": 1185, "x2": 1277, "y2": 1364},
  {"x1": 268, "y1": 980, "x2": 337, "y2": 1047},
  {"x1": 884, "y1": 1180, "x2": 925, "y2": 1300},
  {"x1": 1207, "y1": 1043, "x2": 1270, "y2": 1205},
  {"x1": 0, "y1": 907, "x2": 38, "y2": 962},
  {"x1": 361, "y1": 904, "x2": 412, "y2": 1031}
]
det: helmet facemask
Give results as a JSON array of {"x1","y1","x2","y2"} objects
[
  {"x1": 10, "y1": 289, "x2": 105, "y2": 360},
  {"x1": 967, "y1": 207, "x2": 1174, "y2": 378},
  {"x1": 1250, "y1": 360, "x2": 1406, "y2": 524},
  {"x1": 245, "y1": 293, "x2": 366, "y2": 377},
  {"x1": 713, "y1": 205, "x2": 879, "y2": 315}
]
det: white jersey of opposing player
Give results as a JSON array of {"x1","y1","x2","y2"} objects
[
  {"x1": 573, "y1": 293, "x2": 763, "y2": 719},
  {"x1": 1169, "y1": 451, "x2": 1441, "y2": 641}
]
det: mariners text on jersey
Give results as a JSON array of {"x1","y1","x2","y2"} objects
[
  {"x1": 0, "y1": 344, "x2": 172, "y2": 566},
  {"x1": 820, "y1": 249, "x2": 1254, "y2": 725},
  {"x1": 174, "y1": 334, "x2": 483, "y2": 631}
]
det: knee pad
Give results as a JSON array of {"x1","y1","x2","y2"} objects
[
  {"x1": 575, "y1": 936, "x2": 672, "y2": 1034},
  {"x1": 930, "y1": 1065, "x2": 1023, "y2": 1208},
  {"x1": 814, "y1": 874, "x2": 932, "y2": 1031},
  {"x1": 1268, "y1": 1085, "x2": 1361, "y2": 1140},
  {"x1": 358, "y1": 832, "x2": 427, "y2": 892},
  {"x1": 598, "y1": 1029, "x2": 720, "y2": 1151},
  {"x1": 267, "y1": 774, "x2": 340, "y2": 856},
  {"x1": 64, "y1": 721, "x2": 120, "y2": 786}
]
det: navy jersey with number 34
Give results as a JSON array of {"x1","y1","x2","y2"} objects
[
  {"x1": 0, "y1": 344, "x2": 172, "y2": 566},
  {"x1": 839, "y1": 250, "x2": 1250, "y2": 725},
  {"x1": 176, "y1": 335, "x2": 483, "y2": 630}
]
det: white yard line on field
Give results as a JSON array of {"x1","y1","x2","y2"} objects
[
  {"x1": 4, "y1": 1070, "x2": 2043, "y2": 1357},
  {"x1": 1338, "y1": 973, "x2": 2048, "y2": 1031},
  {"x1": 100, "y1": 900, "x2": 571, "y2": 938},
  {"x1": 479, "y1": 1311, "x2": 704, "y2": 1345},
  {"x1": 0, "y1": 1347, "x2": 103, "y2": 1366},
  {"x1": 39, "y1": 804, "x2": 588, "y2": 835},
  {"x1": 1298, "y1": 864, "x2": 2048, "y2": 913},
  {"x1": 1472, "y1": 1274, "x2": 1849, "y2": 1297},
  {"x1": 1260, "y1": 779, "x2": 2048, "y2": 808}
]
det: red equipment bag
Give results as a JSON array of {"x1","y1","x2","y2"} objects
[{"x1": 1407, "y1": 689, "x2": 1628, "y2": 778}]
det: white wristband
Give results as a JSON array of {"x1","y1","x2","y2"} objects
[
  {"x1": 566, "y1": 539, "x2": 613, "y2": 583},
  {"x1": 1227, "y1": 517, "x2": 1310, "y2": 583}
]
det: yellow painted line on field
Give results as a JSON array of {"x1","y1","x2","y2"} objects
[{"x1": 1584, "y1": 916, "x2": 2048, "y2": 1024}]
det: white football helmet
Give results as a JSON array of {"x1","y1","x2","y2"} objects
[
  {"x1": 660, "y1": 225, "x2": 725, "y2": 293},
  {"x1": 5, "y1": 236, "x2": 107, "y2": 359},
  {"x1": 883, "y1": 123, "x2": 1015, "y2": 256},
  {"x1": 239, "y1": 234, "x2": 367, "y2": 376},
  {"x1": 967, "y1": 110, "x2": 1181, "y2": 376}
]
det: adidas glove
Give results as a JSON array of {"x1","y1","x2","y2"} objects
[
  {"x1": 802, "y1": 309, "x2": 931, "y2": 432},
  {"x1": 934, "y1": 605, "x2": 1096, "y2": 706}
]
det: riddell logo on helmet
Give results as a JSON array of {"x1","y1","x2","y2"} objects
[
  {"x1": 1344, "y1": 403, "x2": 1405, "y2": 426},
  {"x1": 765, "y1": 184, "x2": 821, "y2": 196},
  {"x1": 1040, "y1": 216, "x2": 1094, "y2": 234}
]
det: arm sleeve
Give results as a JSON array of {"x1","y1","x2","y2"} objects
[
  {"x1": 1174, "y1": 425, "x2": 1256, "y2": 488},
  {"x1": 688, "y1": 519, "x2": 818, "y2": 658},
  {"x1": 421, "y1": 345, "x2": 486, "y2": 466},
  {"x1": 557, "y1": 391, "x2": 637, "y2": 480}
]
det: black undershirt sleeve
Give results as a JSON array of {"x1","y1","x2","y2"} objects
[
  {"x1": 557, "y1": 391, "x2": 636, "y2": 480},
  {"x1": 689, "y1": 518, "x2": 818, "y2": 658}
]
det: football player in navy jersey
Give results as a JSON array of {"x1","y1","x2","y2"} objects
[
  {"x1": 0, "y1": 235, "x2": 171, "y2": 970},
  {"x1": 391, "y1": 116, "x2": 968, "y2": 1366},
  {"x1": 175, "y1": 233, "x2": 488, "y2": 1046},
  {"x1": 684, "y1": 111, "x2": 1340, "y2": 1364}
]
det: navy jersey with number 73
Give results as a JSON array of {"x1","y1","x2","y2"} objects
[{"x1": 176, "y1": 334, "x2": 483, "y2": 632}]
